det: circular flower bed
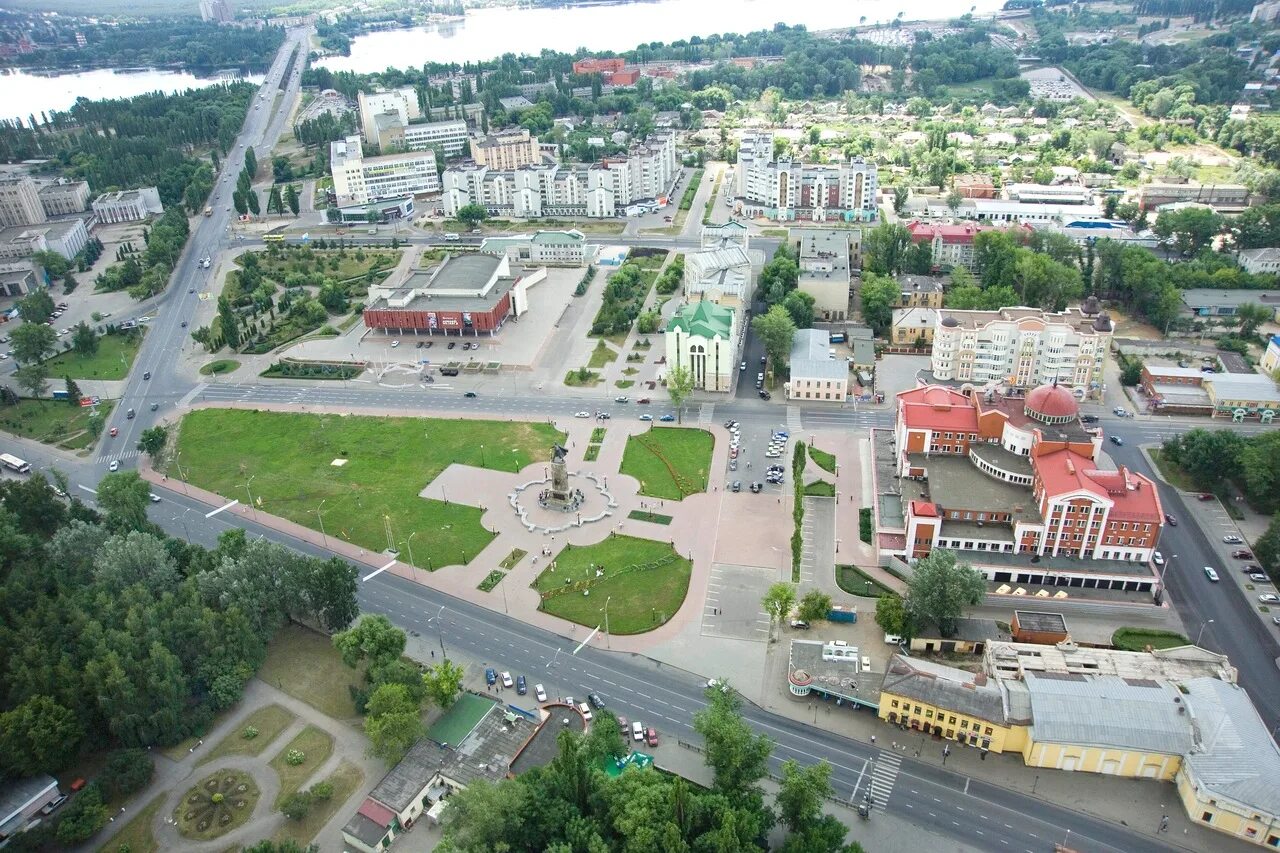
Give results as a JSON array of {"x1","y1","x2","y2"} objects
[{"x1": 174, "y1": 770, "x2": 260, "y2": 841}]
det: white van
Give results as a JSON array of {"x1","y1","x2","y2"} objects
[
  {"x1": 444, "y1": 233, "x2": 460, "y2": 241},
  {"x1": 631, "y1": 720, "x2": 644, "y2": 741}
]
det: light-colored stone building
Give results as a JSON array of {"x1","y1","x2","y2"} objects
[
  {"x1": 370, "y1": 115, "x2": 469, "y2": 158},
  {"x1": 479, "y1": 230, "x2": 591, "y2": 266},
  {"x1": 91, "y1": 187, "x2": 163, "y2": 223},
  {"x1": 471, "y1": 128, "x2": 542, "y2": 170},
  {"x1": 38, "y1": 180, "x2": 90, "y2": 217},
  {"x1": 358, "y1": 87, "x2": 421, "y2": 142},
  {"x1": 331, "y1": 136, "x2": 439, "y2": 206},
  {"x1": 666, "y1": 299, "x2": 738, "y2": 392},
  {"x1": 0, "y1": 176, "x2": 45, "y2": 227},
  {"x1": 0, "y1": 217, "x2": 89, "y2": 260},
  {"x1": 794, "y1": 228, "x2": 851, "y2": 321},
  {"x1": 786, "y1": 328, "x2": 848, "y2": 402}
]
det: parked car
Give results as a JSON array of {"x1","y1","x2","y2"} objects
[
  {"x1": 516, "y1": 675, "x2": 527, "y2": 695},
  {"x1": 150, "y1": 403, "x2": 159, "y2": 411},
  {"x1": 149, "y1": 493, "x2": 161, "y2": 504},
  {"x1": 617, "y1": 715, "x2": 628, "y2": 732},
  {"x1": 1260, "y1": 593, "x2": 1280, "y2": 603},
  {"x1": 1197, "y1": 493, "x2": 1215, "y2": 501},
  {"x1": 535, "y1": 683, "x2": 547, "y2": 702},
  {"x1": 1109, "y1": 435, "x2": 1123, "y2": 446},
  {"x1": 749, "y1": 482, "x2": 763, "y2": 493},
  {"x1": 588, "y1": 692, "x2": 605, "y2": 709},
  {"x1": 639, "y1": 414, "x2": 653, "y2": 421},
  {"x1": 1152, "y1": 552, "x2": 1164, "y2": 566},
  {"x1": 577, "y1": 701, "x2": 593, "y2": 721},
  {"x1": 501, "y1": 671, "x2": 513, "y2": 688},
  {"x1": 1224, "y1": 535, "x2": 1245, "y2": 544},
  {"x1": 632, "y1": 720, "x2": 644, "y2": 741},
  {"x1": 731, "y1": 481, "x2": 741, "y2": 492},
  {"x1": 660, "y1": 414, "x2": 675, "y2": 422},
  {"x1": 1164, "y1": 514, "x2": 1177, "y2": 526},
  {"x1": 1080, "y1": 415, "x2": 1098, "y2": 424},
  {"x1": 485, "y1": 667, "x2": 497, "y2": 685},
  {"x1": 758, "y1": 390, "x2": 771, "y2": 400},
  {"x1": 1250, "y1": 573, "x2": 1270, "y2": 583},
  {"x1": 789, "y1": 620, "x2": 810, "y2": 630},
  {"x1": 645, "y1": 727, "x2": 659, "y2": 747},
  {"x1": 1244, "y1": 564, "x2": 1264, "y2": 573},
  {"x1": 1204, "y1": 567, "x2": 1220, "y2": 582},
  {"x1": 1233, "y1": 550, "x2": 1254, "y2": 559}
]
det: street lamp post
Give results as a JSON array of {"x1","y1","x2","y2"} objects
[
  {"x1": 604, "y1": 596, "x2": 612, "y2": 648},
  {"x1": 405, "y1": 530, "x2": 418, "y2": 574},
  {"x1": 314, "y1": 498, "x2": 328, "y2": 548},
  {"x1": 1197, "y1": 618, "x2": 1215, "y2": 647},
  {"x1": 244, "y1": 475, "x2": 257, "y2": 516}
]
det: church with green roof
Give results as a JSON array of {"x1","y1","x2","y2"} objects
[{"x1": 665, "y1": 298, "x2": 739, "y2": 392}]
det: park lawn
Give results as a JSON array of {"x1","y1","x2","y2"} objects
[
  {"x1": 1148, "y1": 448, "x2": 1199, "y2": 493},
  {"x1": 621, "y1": 426, "x2": 713, "y2": 500},
  {"x1": 269, "y1": 725, "x2": 335, "y2": 809},
  {"x1": 272, "y1": 759, "x2": 364, "y2": 848},
  {"x1": 588, "y1": 340, "x2": 618, "y2": 369},
  {"x1": 257, "y1": 248, "x2": 401, "y2": 282},
  {"x1": 42, "y1": 330, "x2": 144, "y2": 380},
  {"x1": 836, "y1": 565, "x2": 897, "y2": 598},
  {"x1": 258, "y1": 623, "x2": 365, "y2": 722},
  {"x1": 0, "y1": 397, "x2": 115, "y2": 451},
  {"x1": 536, "y1": 534, "x2": 691, "y2": 634},
  {"x1": 198, "y1": 704, "x2": 297, "y2": 766},
  {"x1": 199, "y1": 358, "x2": 240, "y2": 376},
  {"x1": 98, "y1": 793, "x2": 163, "y2": 853},
  {"x1": 803, "y1": 480, "x2": 836, "y2": 497},
  {"x1": 169, "y1": 409, "x2": 562, "y2": 570},
  {"x1": 808, "y1": 446, "x2": 837, "y2": 474}
]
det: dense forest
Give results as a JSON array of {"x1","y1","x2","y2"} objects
[
  {"x1": 0, "y1": 470, "x2": 358, "y2": 778},
  {"x1": 3, "y1": 20, "x2": 284, "y2": 71}
]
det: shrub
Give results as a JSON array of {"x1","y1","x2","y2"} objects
[
  {"x1": 54, "y1": 782, "x2": 107, "y2": 844},
  {"x1": 285, "y1": 748, "x2": 306, "y2": 766},
  {"x1": 242, "y1": 725, "x2": 259, "y2": 739},
  {"x1": 310, "y1": 781, "x2": 334, "y2": 801},
  {"x1": 281, "y1": 791, "x2": 312, "y2": 820},
  {"x1": 99, "y1": 749, "x2": 154, "y2": 800}
]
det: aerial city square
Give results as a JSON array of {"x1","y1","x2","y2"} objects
[{"x1": 3, "y1": 0, "x2": 1280, "y2": 851}]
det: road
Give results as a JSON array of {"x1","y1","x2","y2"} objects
[{"x1": 4, "y1": 29, "x2": 1278, "y2": 853}]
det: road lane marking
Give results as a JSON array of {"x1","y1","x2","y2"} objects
[
  {"x1": 206, "y1": 499, "x2": 239, "y2": 518},
  {"x1": 362, "y1": 559, "x2": 399, "y2": 582}
]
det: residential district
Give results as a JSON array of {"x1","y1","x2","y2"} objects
[{"x1": 8, "y1": 2, "x2": 1280, "y2": 853}]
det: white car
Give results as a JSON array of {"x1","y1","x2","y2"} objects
[
  {"x1": 535, "y1": 683, "x2": 547, "y2": 702},
  {"x1": 501, "y1": 671, "x2": 513, "y2": 688},
  {"x1": 390, "y1": 340, "x2": 400, "y2": 348},
  {"x1": 574, "y1": 411, "x2": 591, "y2": 418},
  {"x1": 1260, "y1": 593, "x2": 1280, "y2": 604},
  {"x1": 1152, "y1": 552, "x2": 1164, "y2": 567},
  {"x1": 578, "y1": 701, "x2": 593, "y2": 721},
  {"x1": 109, "y1": 461, "x2": 119, "y2": 472},
  {"x1": 632, "y1": 720, "x2": 644, "y2": 741},
  {"x1": 1224, "y1": 535, "x2": 1244, "y2": 544},
  {"x1": 1204, "y1": 567, "x2": 1220, "y2": 582},
  {"x1": 149, "y1": 494, "x2": 161, "y2": 503}
]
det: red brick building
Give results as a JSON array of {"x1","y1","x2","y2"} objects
[{"x1": 362, "y1": 253, "x2": 543, "y2": 336}]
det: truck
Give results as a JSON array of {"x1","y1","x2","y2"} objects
[
  {"x1": 0, "y1": 453, "x2": 31, "y2": 474},
  {"x1": 203, "y1": 205, "x2": 213, "y2": 216}
]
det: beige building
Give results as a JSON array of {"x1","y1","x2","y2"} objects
[
  {"x1": 793, "y1": 228, "x2": 851, "y2": 321},
  {"x1": 358, "y1": 87, "x2": 421, "y2": 143},
  {"x1": 897, "y1": 274, "x2": 945, "y2": 309},
  {"x1": 471, "y1": 128, "x2": 542, "y2": 170},
  {"x1": 331, "y1": 136, "x2": 439, "y2": 206},
  {"x1": 786, "y1": 328, "x2": 848, "y2": 402},
  {"x1": 892, "y1": 306, "x2": 938, "y2": 347},
  {"x1": 0, "y1": 176, "x2": 46, "y2": 227},
  {"x1": 666, "y1": 300, "x2": 738, "y2": 392},
  {"x1": 38, "y1": 180, "x2": 90, "y2": 217}
]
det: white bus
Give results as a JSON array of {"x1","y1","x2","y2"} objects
[{"x1": 0, "y1": 453, "x2": 31, "y2": 474}]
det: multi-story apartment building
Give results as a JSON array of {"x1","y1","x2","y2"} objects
[
  {"x1": 794, "y1": 228, "x2": 851, "y2": 321},
  {"x1": 331, "y1": 137, "x2": 439, "y2": 206},
  {"x1": 91, "y1": 187, "x2": 163, "y2": 224},
  {"x1": 0, "y1": 177, "x2": 46, "y2": 227},
  {"x1": 897, "y1": 275, "x2": 945, "y2": 309},
  {"x1": 736, "y1": 132, "x2": 877, "y2": 222},
  {"x1": 905, "y1": 220, "x2": 1033, "y2": 271},
  {"x1": 441, "y1": 132, "x2": 676, "y2": 219},
  {"x1": 470, "y1": 129, "x2": 542, "y2": 170},
  {"x1": 38, "y1": 180, "x2": 90, "y2": 217},
  {"x1": 930, "y1": 304, "x2": 1112, "y2": 392},
  {"x1": 369, "y1": 116, "x2": 468, "y2": 158},
  {"x1": 358, "y1": 88, "x2": 421, "y2": 142},
  {"x1": 199, "y1": 0, "x2": 233, "y2": 23}
]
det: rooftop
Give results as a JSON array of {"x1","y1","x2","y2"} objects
[
  {"x1": 976, "y1": 392, "x2": 1097, "y2": 443},
  {"x1": 936, "y1": 305, "x2": 1112, "y2": 334},
  {"x1": 510, "y1": 703, "x2": 587, "y2": 776},
  {"x1": 667, "y1": 300, "x2": 735, "y2": 339},
  {"x1": 790, "y1": 328, "x2": 848, "y2": 381},
  {"x1": 897, "y1": 385, "x2": 979, "y2": 433},
  {"x1": 903, "y1": 453, "x2": 1042, "y2": 523},
  {"x1": 1024, "y1": 671, "x2": 1194, "y2": 755},
  {"x1": 789, "y1": 638, "x2": 883, "y2": 709},
  {"x1": 793, "y1": 228, "x2": 850, "y2": 281},
  {"x1": 1181, "y1": 288, "x2": 1280, "y2": 310},
  {"x1": 1183, "y1": 678, "x2": 1280, "y2": 818},
  {"x1": 983, "y1": 641, "x2": 1236, "y2": 683},
  {"x1": 898, "y1": 274, "x2": 946, "y2": 295},
  {"x1": 1032, "y1": 450, "x2": 1163, "y2": 524},
  {"x1": 0, "y1": 775, "x2": 57, "y2": 836},
  {"x1": 880, "y1": 655, "x2": 1022, "y2": 725},
  {"x1": 1012, "y1": 610, "x2": 1068, "y2": 634},
  {"x1": 1205, "y1": 372, "x2": 1280, "y2": 399}
]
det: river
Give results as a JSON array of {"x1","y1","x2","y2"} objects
[
  {"x1": 1, "y1": 67, "x2": 265, "y2": 125},
  {"x1": 316, "y1": 0, "x2": 1009, "y2": 73}
]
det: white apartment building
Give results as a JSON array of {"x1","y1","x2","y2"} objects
[
  {"x1": 91, "y1": 187, "x2": 163, "y2": 224},
  {"x1": 358, "y1": 88, "x2": 421, "y2": 142},
  {"x1": 38, "y1": 180, "x2": 90, "y2": 217},
  {"x1": 370, "y1": 115, "x2": 469, "y2": 158},
  {"x1": 0, "y1": 177, "x2": 46, "y2": 227},
  {"x1": 931, "y1": 305, "x2": 1113, "y2": 391},
  {"x1": 736, "y1": 132, "x2": 877, "y2": 223},
  {"x1": 471, "y1": 129, "x2": 542, "y2": 170},
  {"x1": 330, "y1": 136, "x2": 439, "y2": 206},
  {"x1": 442, "y1": 132, "x2": 676, "y2": 219}
]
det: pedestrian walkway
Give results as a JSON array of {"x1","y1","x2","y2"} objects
[
  {"x1": 96, "y1": 448, "x2": 141, "y2": 465},
  {"x1": 868, "y1": 751, "x2": 901, "y2": 813},
  {"x1": 786, "y1": 405, "x2": 803, "y2": 433},
  {"x1": 697, "y1": 402, "x2": 715, "y2": 427}
]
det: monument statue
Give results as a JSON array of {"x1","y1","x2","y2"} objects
[{"x1": 541, "y1": 443, "x2": 583, "y2": 512}]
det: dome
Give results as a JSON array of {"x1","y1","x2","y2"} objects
[
  {"x1": 1025, "y1": 382, "x2": 1079, "y2": 421},
  {"x1": 1081, "y1": 295, "x2": 1101, "y2": 316},
  {"x1": 941, "y1": 316, "x2": 960, "y2": 328},
  {"x1": 1093, "y1": 312, "x2": 1113, "y2": 332}
]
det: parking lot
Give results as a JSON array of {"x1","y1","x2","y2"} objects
[
  {"x1": 701, "y1": 563, "x2": 774, "y2": 642},
  {"x1": 719, "y1": 415, "x2": 792, "y2": 495}
]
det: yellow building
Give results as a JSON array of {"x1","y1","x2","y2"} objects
[
  {"x1": 878, "y1": 656, "x2": 1030, "y2": 754},
  {"x1": 1203, "y1": 373, "x2": 1280, "y2": 422},
  {"x1": 891, "y1": 307, "x2": 936, "y2": 347},
  {"x1": 897, "y1": 275, "x2": 946, "y2": 309}
]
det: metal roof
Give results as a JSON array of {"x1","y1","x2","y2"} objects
[
  {"x1": 1183, "y1": 678, "x2": 1280, "y2": 818},
  {"x1": 1024, "y1": 672, "x2": 1193, "y2": 754}
]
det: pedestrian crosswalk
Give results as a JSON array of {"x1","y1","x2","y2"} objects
[
  {"x1": 698, "y1": 402, "x2": 715, "y2": 427},
  {"x1": 786, "y1": 405, "x2": 802, "y2": 433},
  {"x1": 867, "y1": 751, "x2": 901, "y2": 812},
  {"x1": 95, "y1": 449, "x2": 140, "y2": 465}
]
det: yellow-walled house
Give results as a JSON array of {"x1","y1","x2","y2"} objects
[{"x1": 878, "y1": 656, "x2": 1030, "y2": 754}]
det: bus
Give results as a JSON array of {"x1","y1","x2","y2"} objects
[
  {"x1": 263, "y1": 226, "x2": 288, "y2": 243},
  {"x1": 0, "y1": 453, "x2": 31, "y2": 474}
]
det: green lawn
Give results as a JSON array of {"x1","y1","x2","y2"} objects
[
  {"x1": 98, "y1": 793, "x2": 162, "y2": 853},
  {"x1": 199, "y1": 358, "x2": 241, "y2": 375},
  {"x1": 808, "y1": 446, "x2": 837, "y2": 474},
  {"x1": 269, "y1": 725, "x2": 335, "y2": 809},
  {"x1": 257, "y1": 623, "x2": 364, "y2": 722},
  {"x1": 584, "y1": 445, "x2": 601, "y2": 461},
  {"x1": 198, "y1": 704, "x2": 297, "y2": 766},
  {"x1": 257, "y1": 247, "x2": 401, "y2": 283},
  {"x1": 836, "y1": 565, "x2": 897, "y2": 598},
  {"x1": 168, "y1": 409, "x2": 561, "y2": 570},
  {"x1": 272, "y1": 759, "x2": 364, "y2": 848},
  {"x1": 1148, "y1": 448, "x2": 1199, "y2": 492},
  {"x1": 588, "y1": 340, "x2": 618, "y2": 369},
  {"x1": 0, "y1": 397, "x2": 114, "y2": 450},
  {"x1": 42, "y1": 330, "x2": 143, "y2": 380},
  {"x1": 478, "y1": 570, "x2": 505, "y2": 591},
  {"x1": 536, "y1": 534, "x2": 691, "y2": 634},
  {"x1": 621, "y1": 427, "x2": 713, "y2": 500},
  {"x1": 803, "y1": 480, "x2": 836, "y2": 497},
  {"x1": 499, "y1": 548, "x2": 526, "y2": 570},
  {"x1": 1112, "y1": 627, "x2": 1189, "y2": 652},
  {"x1": 564, "y1": 368, "x2": 601, "y2": 386},
  {"x1": 627, "y1": 509, "x2": 672, "y2": 525}
]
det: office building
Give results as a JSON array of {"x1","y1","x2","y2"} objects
[
  {"x1": 930, "y1": 302, "x2": 1112, "y2": 391},
  {"x1": 38, "y1": 180, "x2": 90, "y2": 217},
  {"x1": 91, "y1": 187, "x2": 163, "y2": 223},
  {"x1": 666, "y1": 300, "x2": 738, "y2": 392},
  {"x1": 369, "y1": 115, "x2": 468, "y2": 158},
  {"x1": 358, "y1": 88, "x2": 421, "y2": 142},
  {"x1": 471, "y1": 128, "x2": 542, "y2": 170},
  {"x1": 685, "y1": 221, "x2": 752, "y2": 306},
  {"x1": 331, "y1": 136, "x2": 439, "y2": 206},
  {"x1": 0, "y1": 218, "x2": 89, "y2": 260},
  {"x1": 736, "y1": 132, "x2": 878, "y2": 222},
  {"x1": 787, "y1": 328, "x2": 848, "y2": 402},
  {"x1": 793, "y1": 228, "x2": 851, "y2": 321},
  {"x1": 0, "y1": 177, "x2": 45, "y2": 227},
  {"x1": 479, "y1": 230, "x2": 591, "y2": 266}
]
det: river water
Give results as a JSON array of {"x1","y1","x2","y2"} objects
[
  {"x1": 1, "y1": 67, "x2": 265, "y2": 125},
  {"x1": 316, "y1": 0, "x2": 1008, "y2": 73}
]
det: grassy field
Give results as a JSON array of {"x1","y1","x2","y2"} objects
[
  {"x1": 174, "y1": 771, "x2": 259, "y2": 841},
  {"x1": 803, "y1": 480, "x2": 836, "y2": 497},
  {"x1": 0, "y1": 397, "x2": 114, "y2": 450},
  {"x1": 257, "y1": 623, "x2": 364, "y2": 722},
  {"x1": 536, "y1": 534, "x2": 691, "y2": 633},
  {"x1": 809, "y1": 446, "x2": 837, "y2": 474},
  {"x1": 1112, "y1": 627, "x2": 1189, "y2": 651},
  {"x1": 98, "y1": 793, "x2": 163, "y2": 853},
  {"x1": 256, "y1": 247, "x2": 400, "y2": 283},
  {"x1": 627, "y1": 509, "x2": 672, "y2": 525},
  {"x1": 499, "y1": 548, "x2": 527, "y2": 570},
  {"x1": 587, "y1": 340, "x2": 618, "y2": 368},
  {"x1": 272, "y1": 759, "x2": 364, "y2": 848},
  {"x1": 269, "y1": 725, "x2": 335, "y2": 809},
  {"x1": 1148, "y1": 448, "x2": 1200, "y2": 492},
  {"x1": 621, "y1": 427, "x2": 713, "y2": 500},
  {"x1": 198, "y1": 704, "x2": 297, "y2": 766},
  {"x1": 836, "y1": 565, "x2": 897, "y2": 598},
  {"x1": 42, "y1": 331, "x2": 144, "y2": 380},
  {"x1": 168, "y1": 410, "x2": 561, "y2": 569}
]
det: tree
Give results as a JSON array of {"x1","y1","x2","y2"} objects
[
  {"x1": 272, "y1": 155, "x2": 294, "y2": 183},
  {"x1": 946, "y1": 190, "x2": 963, "y2": 214},
  {"x1": 862, "y1": 222, "x2": 912, "y2": 275},
  {"x1": 892, "y1": 185, "x2": 908, "y2": 214},
  {"x1": 437, "y1": 777, "x2": 530, "y2": 851},
  {"x1": 455, "y1": 203, "x2": 488, "y2": 226},
  {"x1": 973, "y1": 230, "x2": 1021, "y2": 289},
  {"x1": 1152, "y1": 206, "x2": 1223, "y2": 256},
  {"x1": 244, "y1": 146, "x2": 258, "y2": 179},
  {"x1": 1236, "y1": 302, "x2": 1272, "y2": 338},
  {"x1": 334, "y1": 614, "x2": 406, "y2": 669},
  {"x1": 63, "y1": 375, "x2": 81, "y2": 406},
  {"x1": 422, "y1": 658, "x2": 465, "y2": 709},
  {"x1": 99, "y1": 749, "x2": 154, "y2": 800},
  {"x1": 692, "y1": 686, "x2": 773, "y2": 795},
  {"x1": 781, "y1": 290, "x2": 815, "y2": 329},
  {"x1": 0, "y1": 695, "x2": 82, "y2": 776},
  {"x1": 54, "y1": 782, "x2": 107, "y2": 844},
  {"x1": 266, "y1": 185, "x2": 283, "y2": 215},
  {"x1": 584, "y1": 711, "x2": 626, "y2": 763},
  {"x1": 751, "y1": 305, "x2": 797, "y2": 371},
  {"x1": 96, "y1": 470, "x2": 152, "y2": 533},
  {"x1": 665, "y1": 363, "x2": 695, "y2": 425},
  {"x1": 874, "y1": 594, "x2": 911, "y2": 637},
  {"x1": 281, "y1": 791, "x2": 313, "y2": 820},
  {"x1": 776, "y1": 758, "x2": 834, "y2": 832},
  {"x1": 137, "y1": 425, "x2": 168, "y2": 459},
  {"x1": 1160, "y1": 429, "x2": 1244, "y2": 492},
  {"x1": 761, "y1": 581, "x2": 797, "y2": 629},
  {"x1": 1254, "y1": 513, "x2": 1280, "y2": 574},
  {"x1": 72, "y1": 321, "x2": 99, "y2": 356},
  {"x1": 233, "y1": 190, "x2": 248, "y2": 216},
  {"x1": 1012, "y1": 252, "x2": 1082, "y2": 312},
  {"x1": 906, "y1": 550, "x2": 986, "y2": 637},
  {"x1": 859, "y1": 273, "x2": 900, "y2": 334},
  {"x1": 902, "y1": 242, "x2": 934, "y2": 275},
  {"x1": 364, "y1": 682, "x2": 424, "y2": 763},
  {"x1": 217, "y1": 296, "x2": 241, "y2": 349},
  {"x1": 1120, "y1": 358, "x2": 1143, "y2": 386},
  {"x1": 296, "y1": 556, "x2": 358, "y2": 632},
  {"x1": 796, "y1": 590, "x2": 832, "y2": 623},
  {"x1": 11, "y1": 320, "x2": 56, "y2": 363},
  {"x1": 286, "y1": 184, "x2": 300, "y2": 216},
  {"x1": 247, "y1": 188, "x2": 261, "y2": 216},
  {"x1": 17, "y1": 289, "x2": 54, "y2": 324},
  {"x1": 14, "y1": 363, "x2": 49, "y2": 400}
]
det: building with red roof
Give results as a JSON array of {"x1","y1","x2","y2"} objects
[{"x1": 905, "y1": 220, "x2": 1032, "y2": 270}]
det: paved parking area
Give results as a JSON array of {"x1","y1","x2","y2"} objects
[
  {"x1": 702, "y1": 562, "x2": 773, "y2": 642},
  {"x1": 873, "y1": 353, "x2": 931, "y2": 398}
]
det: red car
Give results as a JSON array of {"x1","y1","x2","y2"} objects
[
  {"x1": 109, "y1": 427, "x2": 118, "y2": 437},
  {"x1": 645, "y1": 727, "x2": 658, "y2": 747},
  {"x1": 1233, "y1": 550, "x2": 1254, "y2": 560},
  {"x1": 1198, "y1": 493, "x2": 1215, "y2": 501}
]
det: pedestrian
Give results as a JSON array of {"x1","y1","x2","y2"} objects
[
  {"x1": 870, "y1": 735, "x2": 875, "y2": 744},
  {"x1": 431, "y1": 650, "x2": 435, "y2": 658}
]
